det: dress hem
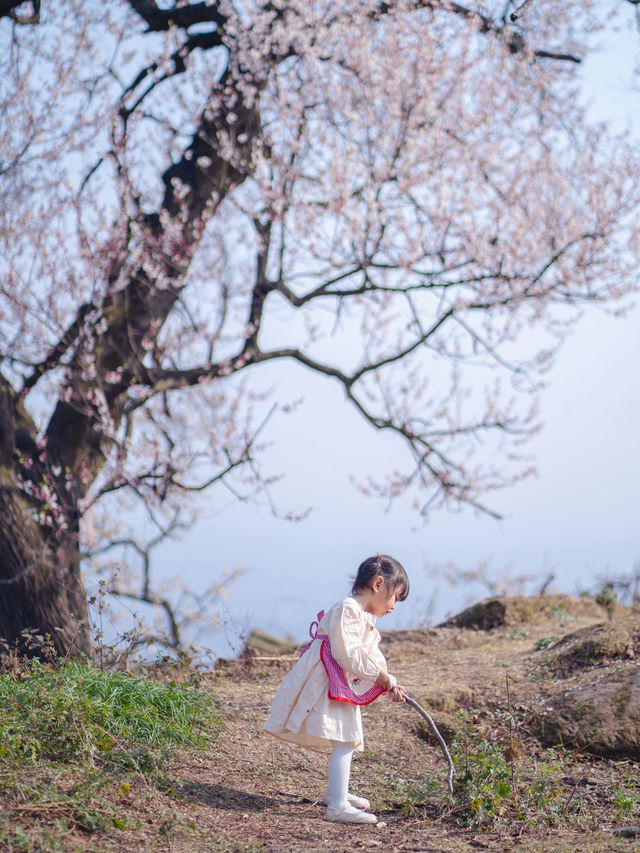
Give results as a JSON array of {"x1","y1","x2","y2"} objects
[{"x1": 264, "y1": 726, "x2": 362, "y2": 751}]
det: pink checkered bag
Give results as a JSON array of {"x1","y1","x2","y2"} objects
[{"x1": 300, "y1": 610, "x2": 386, "y2": 706}]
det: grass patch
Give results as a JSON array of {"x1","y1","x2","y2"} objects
[
  {"x1": 0, "y1": 659, "x2": 220, "y2": 772},
  {"x1": 380, "y1": 708, "x2": 640, "y2": 834},
  {"x1": 0, "y1": 658, "x2": 223, "y2": 849}
]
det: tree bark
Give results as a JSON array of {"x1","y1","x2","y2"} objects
[
  {"x1": 0, "y1": 377, "x2": 91, "y2": 656},
  {"x1": 0, "y1": 485, "x2": 91, "y2": 656}
]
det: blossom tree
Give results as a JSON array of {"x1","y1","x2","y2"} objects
[{"x1": 0, "y1": 0, "x2": 638, "y2": 656}]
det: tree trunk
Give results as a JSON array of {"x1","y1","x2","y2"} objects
[
  {"x1": 0, "y1": 22, "x2": 264, "y2": 658},
  {"x1": 0, "y1": 486, "x2": 91, "y2": 657}
]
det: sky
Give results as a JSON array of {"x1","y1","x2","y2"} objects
[{"x1": 146, "y1": 4, "x2": 640, "y2": 658}]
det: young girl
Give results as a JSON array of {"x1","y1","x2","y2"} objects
[{"x1": 264, "y1": 554, "x2": 409, "y2": 824}]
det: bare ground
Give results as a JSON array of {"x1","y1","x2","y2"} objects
[{"x1": 5, "y1": 597, "x2": 640, "y2": 853}]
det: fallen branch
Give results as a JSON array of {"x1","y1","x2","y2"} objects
[
  {"x1": 404, "y1": 694, "x2": 455, "y2": 795},
  {"x1": 251, "y1": 655, "x2": 299, "y2": 662}
]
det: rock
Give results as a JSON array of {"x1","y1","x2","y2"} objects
[
  {"x1": 535, "y1": 664, "x2": 640, "y2": 759},
  {"x1": 438, "y1": 594, "x2": 618, "y2": 631},
  {"x1": 439, "y1": 597, "x2": 507, "y2": 630},
  {"x1": 613, "y1": 827, "x2": 640, "y2": 838},
  {"x1": 243, "y1": 628, "x2": 299, "y2": 656}
]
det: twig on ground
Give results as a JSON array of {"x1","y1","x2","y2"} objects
[{"x1": 250, "y1": 655, "x2": 299, "y2": 662}]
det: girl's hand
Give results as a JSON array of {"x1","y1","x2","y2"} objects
[
  {"x1": 375, "y1": 671, "x2": 405, "y2": 701},
  {"x1": 389, "y1": 685, "x2": 406, "y2": 703},
  {"x1": 374, "y1": 671, "x2": 395, "y2": 691}
]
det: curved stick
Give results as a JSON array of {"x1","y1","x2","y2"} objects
[{"x1": 404, "y1": 694, "x2": 455, "y2": 795}]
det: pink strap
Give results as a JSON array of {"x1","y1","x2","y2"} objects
[{"x1": 299, "y1": 610, "x2": 325, "y2": 656}]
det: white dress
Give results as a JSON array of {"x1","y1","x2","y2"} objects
[{"x1": 264, "y1": 597, "x2": 389, "y2": 752}]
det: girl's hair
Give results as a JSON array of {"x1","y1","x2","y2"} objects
[{"x1": 351, "y1": 554, "x2": 409, "y2": 600}]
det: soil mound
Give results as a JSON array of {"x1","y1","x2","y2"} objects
[
  {"x1": 438, "y1": 593, "x2": 615, "y2": 631},
  {"x1": 532, "y1": 614, "x2": 640, "y2": 758},
  {"x1": 536, "y1": 664, "x2": 640, "y2": 759},
  {"x1": 542, "y1": 613, "x2": 640, "y2": 676}
]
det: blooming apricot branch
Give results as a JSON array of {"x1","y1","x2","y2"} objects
[{"x1": 0, "y1": 0, "x2": 638, "y2": 655}]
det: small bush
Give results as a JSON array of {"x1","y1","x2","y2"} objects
[
  {"x1": 448, "y1": 709, "x2": 570, "y2": 827},
  {"x1": 595, "y1": 586, "x2": 617, "y2": 608}
]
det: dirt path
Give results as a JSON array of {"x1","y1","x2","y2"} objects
[{"x1": 128, "y1": 601, "x2": 639, "y2": 852}]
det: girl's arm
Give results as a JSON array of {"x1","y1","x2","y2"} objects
[{"x1": 327, "y1": 600, "x2": 390, "y2": 682}]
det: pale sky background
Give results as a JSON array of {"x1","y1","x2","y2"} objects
[{"x1": 149, "y1": 5, "x2": 640, "y2": 657}]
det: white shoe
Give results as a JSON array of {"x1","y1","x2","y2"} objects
[
  {"x1": 321, "y1": 790, "x2": 371, "y2": 810},
  {"x1": 325, "y1": 804, "x2": 377, "y2": 824}
]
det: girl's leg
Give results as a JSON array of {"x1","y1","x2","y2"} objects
[
  {"x1": 325, "y1": 741, "x2": 377, "y2": 823},
  {"x1": 327, "y1": 741, "x2": 353, "y2": 808},
  {"x1": 322, "y1": 743, "x2": 370, "y2": 809}
]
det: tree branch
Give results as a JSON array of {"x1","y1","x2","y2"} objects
[
  {"x1": 126, "y1": 0, "x2": 226, "y2": 31},
  {"x1": 373, "y1": 0, "x2": 581, "y2": 63},
  {"x1": 21, "y1": 303, "x2": 95, "y2": 393},
  {"x1": 119, "y1": 30, "x2": 225, "y2": 121},
  {"x1": 44, "y1": 63, "x2": 263, "y2": 494},
  {"x1": 0, "y1": 0, "x2": 40, "y2": 24}
]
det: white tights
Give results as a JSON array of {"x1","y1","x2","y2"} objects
[{"x1": 327, "y1": 740, "x2": 355, "y2": 808}]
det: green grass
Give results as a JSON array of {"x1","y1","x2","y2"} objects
[
  {"x1": 380, "y1": 708, "x2": 640, "y2": 834},
  {"x1": 0, "y1": 659, "x2": 220, "y2": 773},
  {"x1": 0, "y1": 658, "x2": 223, "y2": 849}
]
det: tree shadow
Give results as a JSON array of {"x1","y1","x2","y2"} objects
[{"x1": 178, "y1": 781, "x2": 279, "y2": 812}]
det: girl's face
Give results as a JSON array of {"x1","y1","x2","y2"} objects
[{"x1": 367, "y1": 576, "x2": 400, "y2": 617}]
